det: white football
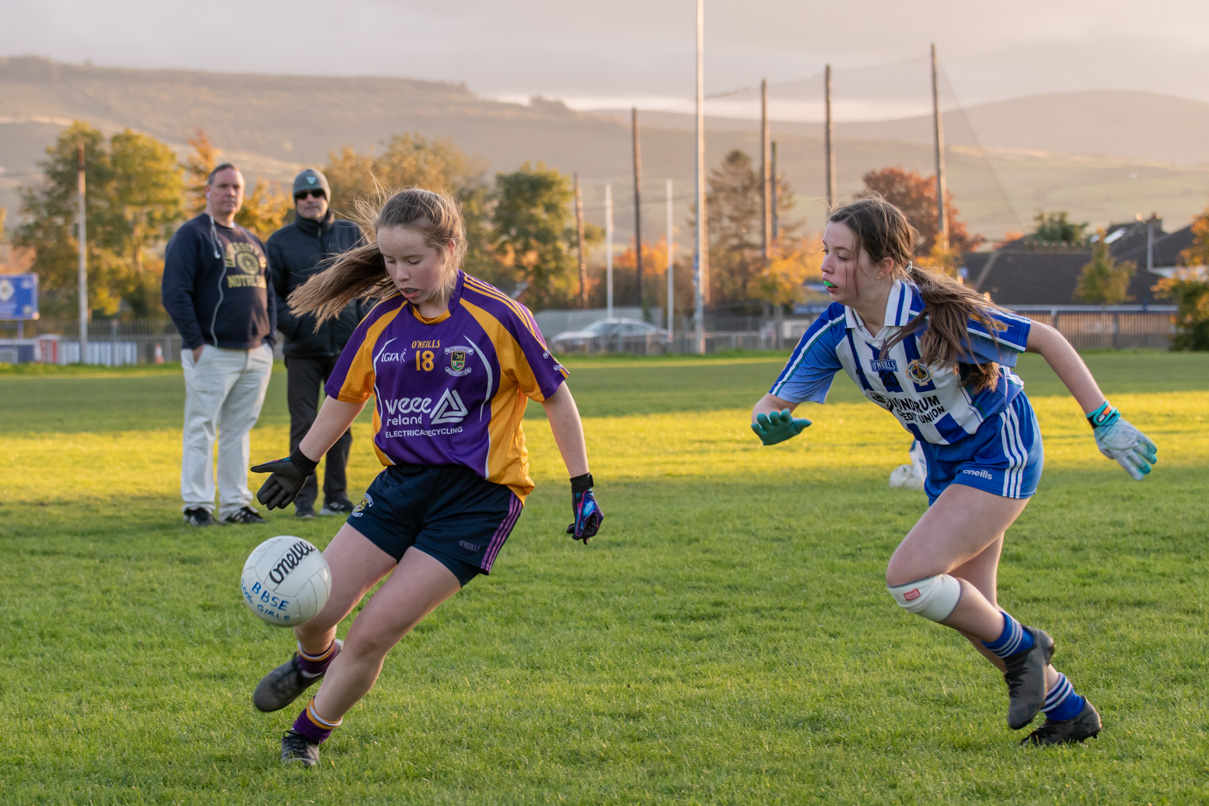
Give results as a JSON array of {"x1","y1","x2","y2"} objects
[{"x1": 241, "y1": 536, "x2": 332, "y2": 627}]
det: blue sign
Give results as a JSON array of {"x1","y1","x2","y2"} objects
[{"x1": 0, "y1": 274, "x2": 38, "y2": 320}]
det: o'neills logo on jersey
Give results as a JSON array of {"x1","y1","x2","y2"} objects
[
  {"x1": 870, "y1": 358, "x2": 898, "y2": 372},
  {"x1": 268, "y1": 540, "x2": 315, "y2": 585},
  {"x1": 444, "y1": 345, "x2": 476, "y2": 376}
]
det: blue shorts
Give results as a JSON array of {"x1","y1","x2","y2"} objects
[
  {"x1": 347, "y1": 464, "x2": 523, "y2": 586},
  {"x1": 919, "y1": 392, "x2": 1044, "y2": 506}
]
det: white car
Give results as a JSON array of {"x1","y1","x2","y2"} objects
[{"x1": 549, "y1": 318, "x2": 669, "y2": 354}]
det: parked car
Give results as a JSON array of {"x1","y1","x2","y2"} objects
[{"x1": 549, "y1": 318, "x2": 669, "y2": 354}]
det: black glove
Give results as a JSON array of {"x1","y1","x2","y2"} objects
[
  {"x1": 251, "y1": 448, "x2": 318, "y2": 510},
  {"x1": 566, "y1": 473, "x2": 603, "y2": 544}
]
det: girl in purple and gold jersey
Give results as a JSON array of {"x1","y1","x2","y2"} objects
[
  {"x1": 752, "y1": 196, "x2": 1157, "y2": 747},
  {"x1": 249, "y1": 189, "x2": 602, "y2": 767}
]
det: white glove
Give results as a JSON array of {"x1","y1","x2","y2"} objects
[{"x1": 1092, "y1": 410, "x2": 1158, "y2": 481}]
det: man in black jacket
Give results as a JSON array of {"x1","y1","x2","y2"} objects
[{"x1": 267, "y1": 169, "x2": 366, "y2": 519}]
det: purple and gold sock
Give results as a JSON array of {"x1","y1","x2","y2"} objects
[
  {"x1": 291, "y1": 698, "x2": 342, "y2": 744},
  {"x1": 298, "y1": 640, "x2": 340, "y2": 678}
]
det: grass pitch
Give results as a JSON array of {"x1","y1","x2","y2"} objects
[{"x1": 1, "y1": 351, "x2": 1207, "y2": 805}]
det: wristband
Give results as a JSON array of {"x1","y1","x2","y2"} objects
[
  {"x1": 290, "y1": 447, "x2": 319, "y2": 475},
  {"x1": 1087, "y1": 401, "x2": 1120, "y2": 429},
  {"x1": 570, "y1": 473, "x2": 594, "y2": 493}
]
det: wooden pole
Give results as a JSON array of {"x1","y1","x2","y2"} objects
[
  {"x1": 77, "y1": 144, "x2": 89, "y2": 363},
  {"x1": 931, "y1": 44, "x2": 949, "y2": 250},
  {"x1": 761, "y1": 79, "x2": 772, "y2": 264},
  {"x1": 574, "y1": 173, "x2": 587, "y2": 308},
  {"x1": 824, "y1": 64, "x2": 836, "y2": 209}
]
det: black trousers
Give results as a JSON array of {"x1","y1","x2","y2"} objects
[{"x1": 285, "y1": 354, "x2": 353, "y2": 510}]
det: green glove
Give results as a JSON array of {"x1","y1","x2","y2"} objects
[{"x1": 751, "y1": 409, "x2": 812, "y2": 446}]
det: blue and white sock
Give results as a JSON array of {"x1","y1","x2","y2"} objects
[
  {"x1": 982, "y1": 611, "x2": 1035, "y2": 659},
  {"x1": 1040, "y1": 673, "x2": 1086, "y2": 722}
]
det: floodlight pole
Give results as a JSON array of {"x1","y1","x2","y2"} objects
[
  {"x1": 931, "y1": 43, "x2": 949, "y2": 251},
  {"x1": 693, "y1": 0, "x2": 707, "y2": 354},
  {"x1": 667, "y1": 179, "x2": 674, "y2": 342},
  {"x1": 77, "y1": 144, "x2": 89, "y2": 363},
  {"x1": 824, "y1": 64, "x2": 836, "y2": 208}
]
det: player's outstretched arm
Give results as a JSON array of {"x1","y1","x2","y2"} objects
[
  {"x1": 751, "y1": 393, "x2": 812, "y2": 446},
  {"x1": 541, "y1": 384, "x2": 602, "y2": 544},
  {"x1": 252, "y1": 396, "x2": 366, "y2": 509},
  {"x1": 1026, "y1": 321, "x2": 1157, "y2": 480}
]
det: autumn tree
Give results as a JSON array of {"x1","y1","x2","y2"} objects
[
  {"x1": 1075, "y1": 230, "x2": 1136, "y2": 305},
  {"x1": 323, "y1": 134, "x2": 496, "y2": 283},
  {"x1": 1154, "y1": 207, "x2": 1209, "y2": 350},
  {"x1": 490, "y1": 162, "x2": 580, "y2": 310},
  {"x1": 699, "y1": 149, "x2": 807, "y2": 312},
  {"x1": 182, "y1": 131, "x2": 291, "y2": 240},
  {"x1": 589, "y1": 238, "x2": 685, "y2": 314},
  {"x1": 15, "y1": 121, "x2": 185, "y2": 317},
  {"x1": 1030, "y1": 211, "x2": 1088, "y2": 246},
  {"x1": 860, "y1": 167, "x2": 982, "y2": 259}
]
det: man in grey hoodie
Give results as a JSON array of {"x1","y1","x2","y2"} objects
[{"x1": 266, "y1": 169, "x2": 366, "y2": 519}]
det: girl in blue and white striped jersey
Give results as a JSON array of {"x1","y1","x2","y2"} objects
[{"x1": 752, "y1": 196, "x2": 1157, "y2": 746}]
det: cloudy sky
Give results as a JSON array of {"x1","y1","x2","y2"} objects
[{"x1": 4, "y1": 0, "x2": 1207, "y2": 119}]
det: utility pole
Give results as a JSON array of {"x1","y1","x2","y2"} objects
[
  {"x1": 605, "y1": 184, "x2": 614, "y2": 319},
  {"x1": 694, "y1": 0, "x2": 707, "y2": 354},
  {"x1": 632, "y1": 107, "x2": 644, "y2": 312},
  {"x1": 574, "y1": 173, "x2": 587, "y2": 308},
  {"x1": 76, "y1": 144, "x2": 89, "y2": 363},
  {"x1": 931, "y1": 43, "x2": 949, "y2": 251},
  {"x1": 824, "y1": 64, "x2": 836, "y2": 209},
  {"x1": 770, "y1": 141, "x2": 779, "y2": 244},
  {"x1": 666, "y1": 179, "x2": 674, "y2": 344},
  {"x1": 761, "y1": 78, "x2": 772, "y2": 264}
]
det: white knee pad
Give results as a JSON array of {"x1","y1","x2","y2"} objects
[{"x1": 888, "y1": 574, "x2": 961, "y2": 623}]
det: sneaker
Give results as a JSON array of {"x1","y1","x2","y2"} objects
[
  {"x1": 183, "y1": 507, "x2": 219, "y2": 527},
  {"x1": 320, "y1": 499, "x2": 354, "y2": 517},
  {"x1": 1003, "y1": 627, "x2": 1055, "y2": 729},
  {"x1": 253, "y1": 639, "x2": 343, "y2": 713},
  {"x1": 295, "y1": 503, "x2": 317, "y2": 520},
  {"x1": 222, "y1": 506, "x2": 266, "y2": 525},
  {"x1": 1021, "y1": 700, "x2": 1102, "y2": 746},
  {"x1": 280, "y1": 730, "x2": 320, "y2": 767}
]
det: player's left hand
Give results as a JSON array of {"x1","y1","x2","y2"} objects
[
  {"x1": 1094, "y1": 417, "x2": 1158, "y2": 481},
  {"x1": 566, "y1": 474, "x2": 602, "y2": 544},
  {"x1": 751, "y1": 409, "x2": 812, "y2": 446},
  {"x1": 251, "y1": 449, "x2": 318, "y2": 509}
]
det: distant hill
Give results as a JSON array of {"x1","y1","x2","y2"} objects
[{"x1": 2, "y1": 56, "x2": 1208, "y2": 245}]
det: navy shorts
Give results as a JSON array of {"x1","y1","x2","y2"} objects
[
  {"x1": 347, "y1": 464, "x2": 523, "y2": 586},
  {"x1": 919, "y1": 391, "x2": 1044, "y2": 506}
]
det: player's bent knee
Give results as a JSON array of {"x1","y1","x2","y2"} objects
[{"x1": 887, "y1": 574, "x2": 961, "y2": 623}]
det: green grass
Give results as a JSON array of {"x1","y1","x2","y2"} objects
[{"x1": 2, "y1": 352, "x2": 1207, "y2": 805}]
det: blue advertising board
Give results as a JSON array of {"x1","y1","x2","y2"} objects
[{"x1": 0, "y1": 274, "x2": 38, "y2": 320}]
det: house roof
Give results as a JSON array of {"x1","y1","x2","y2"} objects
[{"x1": 962, "y1": 221, "x2": 1195, "y2": 306}]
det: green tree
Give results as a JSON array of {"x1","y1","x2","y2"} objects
[
  {"x1": 490, "y1": 162, "x2": 578, "y2": 310},
  {"x1": 1075, "y1": 229, "x2": 1136, "y2": 305},
  {"x1": 1154, "y1": 207, "x2": 1209, "y2": 350},
  {"x1": 1030, "y1": 210, "x2": 1088, "y2": 246},
  {"x1": 701, "y1": 149, "x2": 806, "y2": 311},
  {"x1": 15, "y1": 121, "x2": 186, "y2": 317},
  {"x1": 861, "y1": 167, "x2": 982, "y2": 260},
  {"x1": 323, "y1": 134, "x2": 496, "y2": 283}
]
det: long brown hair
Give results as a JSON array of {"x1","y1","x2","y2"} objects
[
  {"x1": 829, "y1": 196, "x2": 1005, "y2": 392},
  {"x1": 288, "y1": 188, "x2": 467, "y2": 323}
]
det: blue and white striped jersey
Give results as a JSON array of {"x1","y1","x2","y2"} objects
[{"x1": 770, "y1": 280, "x2": 1033, "y2": 446}]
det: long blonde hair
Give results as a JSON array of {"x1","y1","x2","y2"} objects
[
  {"x1": 829, "y1": 196, "x2": 1006, "y2": 392},
  {"x1": 288, "y1": 187, "x2": 467, "y2": 323}
]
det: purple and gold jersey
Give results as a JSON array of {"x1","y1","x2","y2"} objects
[{"x1": 325, "y1": 272, "x2": 568, "y2": 501}]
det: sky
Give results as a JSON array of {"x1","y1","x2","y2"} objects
[{"x1": 2, "y1": 0, "x2": 1208, "y2": 120}]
